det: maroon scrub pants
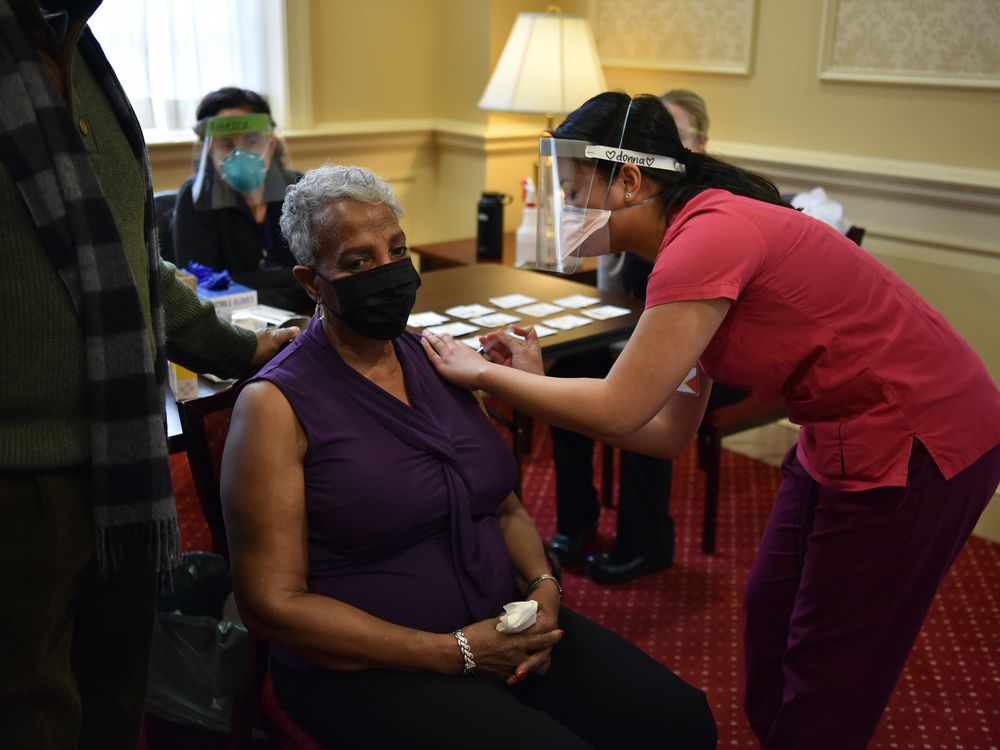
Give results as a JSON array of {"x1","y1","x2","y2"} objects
[{"x1": 743, "y1": 438, "x2": 1000, "y2": 750}]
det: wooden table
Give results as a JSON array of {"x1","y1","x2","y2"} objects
[{"x1": 413, "y1": 264, "x2": 638, "y2": 360}]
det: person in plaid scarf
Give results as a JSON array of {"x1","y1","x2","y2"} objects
[{"x1": 0, "y1": 1, "x2": 297, "y2": 747}]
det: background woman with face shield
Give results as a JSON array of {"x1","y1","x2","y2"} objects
[
  {"x1": 171, "y1": 87, "x2": 310, "y2": 312},
  {"x1": 422, "y1": 91, "x2": 1000, "y2": 750}
]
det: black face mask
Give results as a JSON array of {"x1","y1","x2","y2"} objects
[{"x1": 316, "y1": 257, "x2": 421, "y2": 340}]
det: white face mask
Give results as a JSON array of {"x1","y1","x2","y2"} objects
[
  {"x1": 536, "y1": 132, "x2": 684, "y2": 274},
  {"x1": 556, "y1": 194, "x2": 660, "y2": 263}
]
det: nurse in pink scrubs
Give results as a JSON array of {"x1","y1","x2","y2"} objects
[{"x1": 422, "y1": 92, "x2": 1000, "y2": 750}]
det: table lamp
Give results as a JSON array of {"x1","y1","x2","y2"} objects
[{"x1": 478, "y1": 7, "x2": 607, "y2": 132}]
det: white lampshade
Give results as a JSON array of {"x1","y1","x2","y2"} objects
[{"x1": 478, "y1": 11, "x2": 606, "y2": 116}]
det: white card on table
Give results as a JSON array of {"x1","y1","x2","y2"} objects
[
  {"x1": 425, "y1": 321, "x2": 479, "y2": 337},
  {"x1": 581, "y1": 305, "x2": 632, "y2": 320},
  {"x1": 459, "y1": 336, "x2": 482, "y2": 349},
  {"x1": 446, "y1": 304, "x2": 495, "y2": 319},
  {"x1": 531, "y1": 324, "x2": 558, "y2": 338},
  {"x1": 489, "y1": 293, "x2": 537, "y2": 309},
  {"x1": 516, "y1": 302, "x2": 564, "y2": 317},
  {"x1": 407, "y1": 311, "x2": 450, "y2": 328},
  {"x1": 542, "y1": 314, "x2": 592, "y2": 330},
  {"x1": 552, "y1": 294, "x2": 600, "y2": 309},
  {"x1": 470, "y1": 312, "x2": 520, "y2": 327}
]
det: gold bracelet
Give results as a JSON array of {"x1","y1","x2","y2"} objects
[{"x1": 524, "y1": 573, "x2": 562, "y2": 598}]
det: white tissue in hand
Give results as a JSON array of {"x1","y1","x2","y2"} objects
[{"x1": 495, "y1": 600, "x2": 538, "y2": 633}]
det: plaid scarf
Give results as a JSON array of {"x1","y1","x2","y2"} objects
[{"x1": 0, "y1": 0, "x2": 179, "y2": 574}]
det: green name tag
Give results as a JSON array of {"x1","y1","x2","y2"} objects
[{"x1": 204, "y1": 113, "x2": 271, "y2": 137}]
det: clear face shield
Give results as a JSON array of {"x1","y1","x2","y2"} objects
[
  {"x1": 535, "y1": 137, "x2": 686, "y2": 274},
  {"x1": 191, "y1": 113, "x2": 290, "y2": 210}
]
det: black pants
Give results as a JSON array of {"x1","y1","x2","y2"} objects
[
  {"x1": 271, "y1": 607, "x2": 717, "y2": 750},
  {"x1": 549, "y1": 349, "x2": 674, "y2": 562},
  {"x1": 0, "y1": 469, "x2": 158, "y2": 750}
]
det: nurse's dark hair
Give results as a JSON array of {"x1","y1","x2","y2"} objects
[{"x1": 553, "y1": 91, "x2": 786, "y2": 218}]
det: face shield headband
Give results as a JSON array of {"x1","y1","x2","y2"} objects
[
  {"x1": 535, "y1": 103, "x2": 687, "y2": 273},
  {"x1": 191, "y1": 113, "x2": 289, "y2": 209}
]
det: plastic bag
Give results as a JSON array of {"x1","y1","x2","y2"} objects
[{"x1": 146, "y1": 552, "x2": 251, "y2": 733}]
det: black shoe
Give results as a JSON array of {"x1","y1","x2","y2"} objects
[
  {"x1": 546, "y1": 528, "x2": 596, "y2": 568},
  {"x1": 585, "y1": 552, "x2": 671, "y2": 584}
]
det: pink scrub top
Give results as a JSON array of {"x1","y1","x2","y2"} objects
[{"x1": 645, "y1": 189, "x2": 1000, "y2": 491}]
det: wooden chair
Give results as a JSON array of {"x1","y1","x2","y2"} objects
[
  {"x1": 695, "y1": 395, "x2": 787, "y2": 554},
  {"x1": 177, "y1": 386, "x2": 322, "y2": 750}
]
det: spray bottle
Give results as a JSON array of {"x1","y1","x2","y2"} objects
[{"x1": 515, "y1": 177, "x2": 537, "y2": 267}]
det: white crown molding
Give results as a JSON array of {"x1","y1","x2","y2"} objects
[
  {"x1": 433, "y1": 120, "x2": 540, "y2": 155},
  {"x1": 283, "y1": 123, "x2": 435, "y2": 156},
  {"x1": 710, "y1": 140, "x2": 1000, "y2": 213},
  {"x1": 867, "y1": 229, "x2": 1000, "y2": 272},
  {"x1": 285, "y1": 119, "x2": 437, "y2": 138}
]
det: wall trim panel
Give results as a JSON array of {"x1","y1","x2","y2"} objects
[
  {"x1": 818, "y1": 0, "x2": 1000, "y2": 89},
  {"x1": 149, "y1": 120, "x2": 1000, "y2": 269}
]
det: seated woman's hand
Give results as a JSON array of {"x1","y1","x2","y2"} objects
[
  {"x1": 507, "y1": 584, "x2": 561, "y2": 685},
  {"x1": 457, "y1": 618, "x2": 563, "y2": 682},
  {"x1": 479, "y1": 325, "x2": 544, "y2": 376},
  {"x1": 420, "y1": 332, "x2": 490, "y2": 390}
]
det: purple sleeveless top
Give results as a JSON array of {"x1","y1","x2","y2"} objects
[{"x1": 248, "y1": 317, "x2": 519, "y2": 668}]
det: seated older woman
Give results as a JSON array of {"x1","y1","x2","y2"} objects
[{"x1": 220, "y1": 164, "x2": 717, "y2": 749}]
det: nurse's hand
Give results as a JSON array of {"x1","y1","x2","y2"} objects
[
  {"x1": 421, "y1": 332, "x2": 489, "y2": 390},
  {"x1": 479, "y1": 325, "x2": 543, "y2": 376}
]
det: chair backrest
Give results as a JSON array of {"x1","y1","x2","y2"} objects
[
  {"x1": 153, "y1": 189, "x2": 179, "y2": 263},
  {"x1": 177, "y1": 385, "x2": 240, "y2": 560},
  {"x1": 846, "y1": 225, "x2": 866, "y2": 246}
]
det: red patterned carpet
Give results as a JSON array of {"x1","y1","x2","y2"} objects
[{"x1": 168, "y1": 420, "x2": 1000, "y2": 749}]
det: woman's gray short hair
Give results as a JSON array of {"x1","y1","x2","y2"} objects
[{"x1": 280, "y1": 164, "x2": 403, "y2": 266}]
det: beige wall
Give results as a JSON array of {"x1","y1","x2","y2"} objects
[
  {"x1": 293, "y1": 0, "x2": 999, "y2": 170},
  {"x1": 602, "y1": 0, "x2": 1000, "y2": 171},
  {"x1": 149, "y1": 0, "x2": 999, "y2": 266},
  {"x1": 307, "y1": 0, "x2": 441, "y2": 124}
]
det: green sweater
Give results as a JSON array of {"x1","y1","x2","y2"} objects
[{"x1": 0, "y1": 50, "x2": 256, "y2": 470}]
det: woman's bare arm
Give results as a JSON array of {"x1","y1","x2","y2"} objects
[
  {"x1": 496, "y1": 493, "x2": 556, "y2": 596},
  {"x1": 495, "y1": 492, "x2": 562, "y2": 683}
]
